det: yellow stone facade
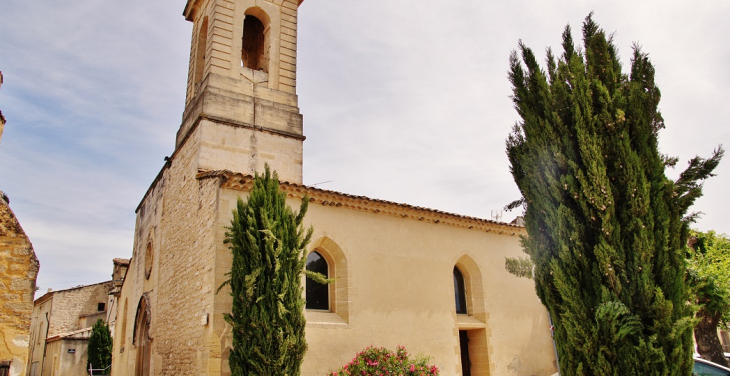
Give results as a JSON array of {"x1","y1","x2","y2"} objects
[
  {"x1": 0, "y1": 196, "x2": 40, "y2": 376},
  {"x1": 111, "y1": 1, "x2": 558, "y2": 375}
]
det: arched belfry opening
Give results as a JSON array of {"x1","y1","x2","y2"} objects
[
  {"x1": 241, "y1": 9, "x2": 270, "y2": 72},
  {"x1": 193, "y1": 16, "x2": 208, "y2": 87}
]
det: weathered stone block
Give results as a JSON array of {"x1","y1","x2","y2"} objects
[
  {"x1": 12, "y1": 246, "x2": 30, "y2": 255},
  {"x1": 9, "y1": 278, "x2": 30, "y2": 291}
]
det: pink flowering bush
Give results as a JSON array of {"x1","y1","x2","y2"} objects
[{"x1": 328, "y1": 346, "x2": 440, "y2": 376}]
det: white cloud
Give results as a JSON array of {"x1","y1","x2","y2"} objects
[{"x1": 1, "y1": 0, "x2": 728, "y2": 290}]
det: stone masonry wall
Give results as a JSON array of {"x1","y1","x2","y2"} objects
[
  {"x1": 0, "y1": 196, "x2": 39, "y2": 376},
  {"x1": 111, "y1": 125, "x2": 221, "y2": 376},
  {"x1": 47, "y1": 281, "x2": 113, "y2": 336},
  {"x1": 155, "y1": 126, "x2": 220, "y2": 376}
]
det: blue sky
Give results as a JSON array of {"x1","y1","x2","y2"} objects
[{"x1": 1, "y1": 1, "x2": 728, "y2": 293}]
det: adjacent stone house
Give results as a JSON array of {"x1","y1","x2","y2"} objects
[
  {"x1": 0, "y1": 71, "x2": 41, "y2": 376},
  {"x1": 110, "y1": 1, "x2": 558, "y2": 375},
  {"x1": 27, "y1": 280, "x2": 114, "y2": 376},
  {"x1": 0, "y1": 195, "x2": 40, "y2": 376},
  {"x1": 106, "y1": 258, "x2": 130, "y2": 340}
]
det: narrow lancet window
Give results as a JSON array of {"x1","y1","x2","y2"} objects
[
  {"x1": 306, "y1": 251, "x2": 329, "y2": 310},
  {"x1": 454, "y1": 266, "x2": 467, "y2": 314}
]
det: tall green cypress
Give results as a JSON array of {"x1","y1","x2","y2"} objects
[
  {"x1": 506, "y1": 14, "x2": 723, "y2": 375},
  {"x1": 87, "y1": 319, "x2": 113, "y2": 375},
  {"x1": 224, "y1": 165, "x2": 313, "y2": 376}
]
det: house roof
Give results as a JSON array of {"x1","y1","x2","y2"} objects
[
  {"x1": 33, "y1": 280, "x2": 113, "y2": 305},
  {"x1": 197, "y1": 170, "x2": 525, "y2": 237}
]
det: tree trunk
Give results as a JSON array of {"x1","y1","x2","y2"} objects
[{"x1": 695, "y1": 308, "x2": 730, "y2": 367}]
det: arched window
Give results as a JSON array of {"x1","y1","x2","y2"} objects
[
  {"x1": 454, "y1": 266, "x2": 468, "y2": 314},
  {"x1": 241, "y1": 15, "x2": 266, "y2": 72},
  {"x1": 194, "y1": 16, "x2": 208, "y2": 87},
  {"x1": 306, "y1": 251, "x2": 329, "y2": 310},
  {"x1": 133, "y1": 295, "x2": 151, "y2": 376}
]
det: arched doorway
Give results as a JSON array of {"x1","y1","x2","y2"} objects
[{"x1": 133, "y1": 294, "x2": 152, "y2": 376}]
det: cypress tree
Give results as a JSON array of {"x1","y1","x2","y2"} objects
[
  {"x1": 506, "y1": 14, "x2": 723, "y2": 375},
  {"x1": 223, "y1": 165, "x2": 313, "y2": 376},
  {"x1": 87, "y1": 319, "x2": 112, "y2": 375}
]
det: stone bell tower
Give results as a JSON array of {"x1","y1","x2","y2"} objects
[{"x1": 180, "y1": 0, "x2": 305, "y2": 183}]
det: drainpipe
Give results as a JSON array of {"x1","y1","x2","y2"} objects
[{"x1": 39, "y1": 311, "x2": 50, "y2": 376}]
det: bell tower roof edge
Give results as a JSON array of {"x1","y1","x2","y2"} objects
[{"x1": 184, "y1": 0, "x2": 304, "y2": 21}]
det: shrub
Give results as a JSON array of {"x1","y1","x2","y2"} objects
[
  {"x1": 329, "y1": 346, "x2": 439, "y2": 376},
  {"x1": 87, "y1": 319, "x2": 112, "y2": 375}
]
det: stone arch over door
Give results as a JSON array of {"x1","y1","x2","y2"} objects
[{"x1": 133, "y1": 293, "x2": 152, "y2": 376}]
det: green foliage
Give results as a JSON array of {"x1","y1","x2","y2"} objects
[
  {"x1": 328, "y1": 346, "x2": 440, "y2": 376},
  {"x1": 688, "y1": 230, "x2": 730, "y2": 326},
  {"x1": 505, "y1": 13, "x2": 723, "y2": 375},
  {"x1": 224, "y1": 165, "x2": 313, "y2": 376},
  {"x1": 87, "y1": 319, "x2": 112, "y2": 375},
  {"x1": 505, "y1": 256, "x2": 533, "y2": 279}
]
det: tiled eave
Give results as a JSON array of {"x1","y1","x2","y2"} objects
[
  {"x1": 197, "y1": 170, "x2": 525, "y2": 237},
  {"x1": 46, "y1": 327, "x2": 92, "y2": 343},
  {"x1": 33, "y1": 280, "x2": 113, "y2": 306}
]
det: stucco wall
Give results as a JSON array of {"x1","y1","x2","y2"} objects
[
  {"x1": 0, "y1": 197, "x2": 39, "y2": 376},
  {"x1": 209, "y1": 186, "x2": 557, "y2": 376},
  {"x1": 41, "y1": 339, "x2": 89, "y2": 376},
  {"x1": 27, "y1": 297, "x2": 52, "y2": 376}
]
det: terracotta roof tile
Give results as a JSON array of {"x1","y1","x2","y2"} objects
[{"x1": 197, "y1": 170, "x2": 525, "y2": 236}]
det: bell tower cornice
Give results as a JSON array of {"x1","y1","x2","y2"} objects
[{"x1": 183, "y1": 0, "x2": 304, "y2": 21}]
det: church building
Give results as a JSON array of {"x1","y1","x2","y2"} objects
[{"x1": 110, "y1": 1, "x2": 558, "y2": 375}]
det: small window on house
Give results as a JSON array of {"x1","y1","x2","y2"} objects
[
  {"x1": 98, "y1": 302, "x2": 106, "y2": 311},
  {"x1": 306, "y1": 251, "x2": 329, "y2": 310},
  {"x1": 454, "y1": 266, "x2": 467, "y2": 314},
  {"x1": 0, "y1": 360, "x2": 10, "y2": 376},
  {"x1": 241, "y1": 15, "x2": 266, "y2": 72}
]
